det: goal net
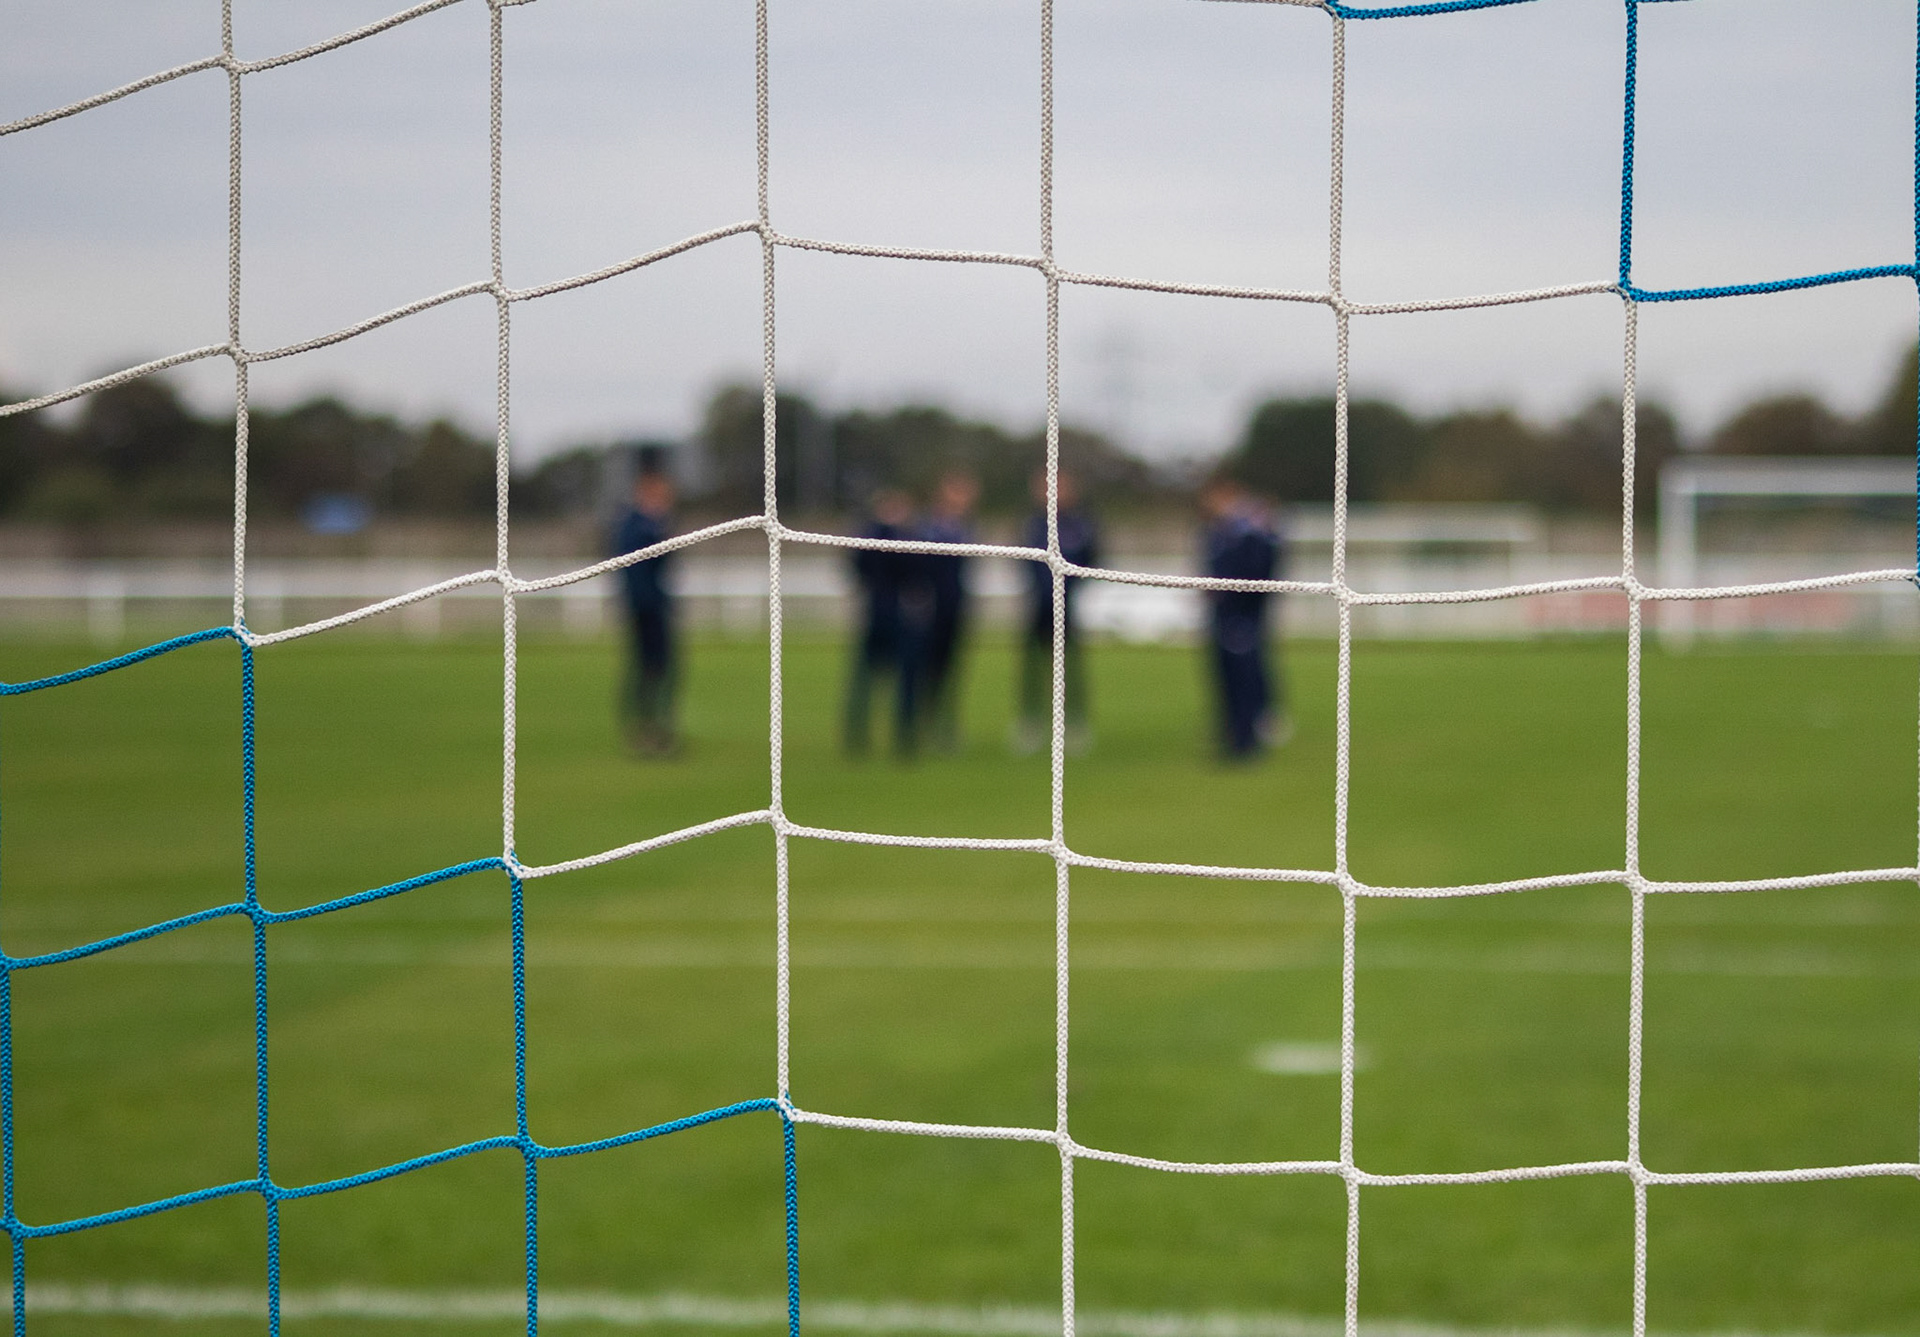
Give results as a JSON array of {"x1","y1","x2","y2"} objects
[{"x1": 1, "y1": 2, "x2": 1916, "y2": 1336}]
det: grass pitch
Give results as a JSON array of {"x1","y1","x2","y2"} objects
[{"x1": 0, "y1": 626, "x2": 1917, "y2": 1334}]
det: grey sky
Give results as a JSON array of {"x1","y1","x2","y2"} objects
[{"x1": 1, "y1": 0, "x2": 1915, "y2": 463}]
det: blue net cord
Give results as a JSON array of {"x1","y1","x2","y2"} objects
[
  {"x1": 0, "y1": 630, "x2": 795, "y2": 1334},
  {"x1": 243, "y1": 644, "x2": 282, "y2": 1337},
  {"x1": 784, "y1": 1114, "x2": 801, "y2": 1337},
  {"x1": 514, "y1": 865, "x2": 535, "y2": 1337},
  {"x1": 2, "y1": 967, "x2": 16, "y2": 1337},
  {"x1": 0, "y1": 627, "x2": 235, "y2": 698},
  {"x1": 1612, "y1": 0, "x2": 1920, "y2": 574}
]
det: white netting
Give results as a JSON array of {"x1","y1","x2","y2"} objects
[{"x1": 3, "y1": 4, "x2": 1917, "y2": 1337}]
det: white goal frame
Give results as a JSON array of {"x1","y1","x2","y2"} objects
[{"x1": 1657, "y1": 456, "x2": 1917, "y2": 646}]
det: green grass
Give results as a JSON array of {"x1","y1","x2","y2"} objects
[{"x1": 1, "y1": 628, "x2": 1918, "y2": 1334}]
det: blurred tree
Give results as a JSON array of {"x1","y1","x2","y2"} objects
[
  {"x1": 247, "y1": 398, "x2": 492, "y2": 518},
  {"x1": 1708, "y1": 393, "x2": 1853, "y2": 457},
  {"x1": 246, "y1": 398, "x2": 372, "y2": 515},
  {"x1": 72, "y1": 378, "x2": 223, "y2": 483},
  {"x1": 514, "y1": 445, "x2": 609, "y2": 518},
  {"x1": 17, "y1": 467, "x2": 118, "y2": 525},
  {"x1": 1, "y1": 353, "x2": 1912, "y2": 528},
  {"x1": 1540, "y1": 396, "x2": 1680, "y2": 514},
  {"x1": 1222, "y1": 392, "x2": 1679, "y2": 512},
  {"x1": 699, "y1": 383, "x2": 813, "y2": 512},
  {"x1": 0, "y1": 390, "x2": 58, "y2": 516},
  {"x1": 1406, "y1": 410, "x2": 1542, "y2": 504},
  {"x1": 697, "y1": 383, "x2": 1169, "y2": 516},
  {"x1": 390, "y1": 419, "x2": 494, "y2": 515},
  {"x1": 7, "y1": 377, "x2": 230, "y2": 521},
  {"x1": 1044, "y1": 424, "x2": 1167, "y2": 511},
  {"x1": 1227, "y1": 397, "x2": 1429, "y2": 503},
  {"x1": 1850, "y1": 342, "x2": 1917, "y2": 457},
  {"x1": 834, "y1": 404, "x2": 1004, "y2": 508}
]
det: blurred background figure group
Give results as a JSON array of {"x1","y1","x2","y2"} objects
[
  {"x1": 844, "y1": 470, "x2": 986, "y2": 758},
  {"x1": 611, "y1": 447, "x2": 679, "y2": 756},
  {"x1": 845, "y1": 486, "x2": 931, "y2": 757},
  {"x1": 609, "y1": 441, "x2": 1287, "y2": 768},
  {"x1": 844, "y1": 465, "x2": 1107, "y2": 762},
  {"x1": 919, "y1": 471, "x2": 982, "y2": 752},
  {"x1": 1199, "y1": 473, "x2": 1286, "y2": 761}
]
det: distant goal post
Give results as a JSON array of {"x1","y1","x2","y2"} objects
[{"x1": 1657, "y1": 456, "x2": 1919, "y2": 647}]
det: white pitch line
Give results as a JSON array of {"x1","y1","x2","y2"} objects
[
  {"x1": 1251, "y1": 1041, "x2": 1371, "y2": 1075},
  {"x1": 1, "y1": 1284, "x2": 1867, "y2": 1337}
]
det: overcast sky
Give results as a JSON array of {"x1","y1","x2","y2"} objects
[{"x1": 2, "y1": 0, "x2": 1915, "y2": 463}]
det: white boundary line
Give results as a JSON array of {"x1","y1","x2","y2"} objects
[{"x1": 3, "y1": 1284, "x2": 1877, "y2": 1337}]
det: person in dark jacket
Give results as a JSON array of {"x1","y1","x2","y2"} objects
[
  {"x1": 918, "y1": 470, "x2": 980, "y2": 753},
  {"x1": 1015, "y1": 468, "x2": 1100, "y2": 755},
  {"x1": 611, "y1": 458, "x2": 679, "y2": 756},
  {"x1": 1200, "y1": 473, "x2": 1287, "y2": 760},
  {"x1": 846, "y1": 488, "x2": 932, "y2": 757}
]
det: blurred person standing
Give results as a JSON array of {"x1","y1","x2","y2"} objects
[
  {"x1": 919, "y1": 470, "x2": 980, "y2": 752},
  {"x1": 1199, "y1": 473, "x2": 1287, "y2": 761},
  {"x1": 846, "y1": 488, "x2": 932, "y2": 758},
  {"x1": 1015, "y1": 468, "x2": 1100, "y2": 755},
  {"x1": 611, "y1": 451, "x2": 680, "y2": 756}
]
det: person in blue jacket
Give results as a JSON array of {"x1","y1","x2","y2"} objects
[
  {"x1": 1015, "y1": 467, "x2": 1100, "y2": 754},
  {"x1": 1200, "y1": 473, "x2": 1287, "y2": 760},
  {"x1": 611, "y1": 454, "x2": 680, "y2": 756},
  {"x1": 845, "y1": 487, "x2": 932, "y2": 758},
  {"x1": 918, "y1": 470, "x2": 980, "y2": 753}
]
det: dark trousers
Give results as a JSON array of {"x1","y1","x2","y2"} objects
[
  {"x1": 1211, "y1": 614, "x2": 1272, "y2": 756},
  {"x1": 922, "y1": 603, "x2": 966, "y2": 749},
  {"x1": 622, "y1": 602, "x2": 676, "y2": 743},
  {"x1": 845, "y1": 611, "x2": 922, "y2": 756},
  {"x1": 1018, "y1": 611, "x2": 1087, "y2": 732}
]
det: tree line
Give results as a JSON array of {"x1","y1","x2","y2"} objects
[
  {"x1": 0, "y1": 381, "x2": 497, "y2": 525},
  {"x1": 1, "y1": 345, "x2": 1914, "y2": 525},
  {"x1": 1226, "y1": 345, "x2": 1918, "y2": 512},
  {"x1": 0, "y1": 378, "x2": 1170, "y2": 524}
]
